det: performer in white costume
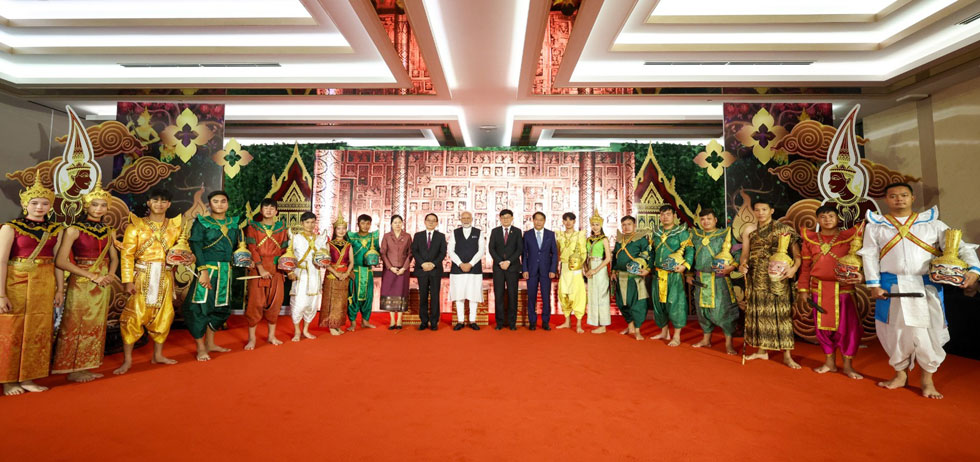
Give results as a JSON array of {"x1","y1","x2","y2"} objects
[
  {"x1": 859, "y1": 183, "x2": 979, "y2": 399},
  {"x1": 448, "y1": 211, "x2": 485, "y2": 330},
  {"x1": 288, "y1": 212, "x2": 326, "y2": 341}
]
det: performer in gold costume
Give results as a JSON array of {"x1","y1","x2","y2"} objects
[
  {"x1": 556, "y1": 212, "x2": 588, "y2": 333},
  {"x1": 0, "y1": 179, "x2": 65, "y2": 396},
  {"x1": 53, "y1": 181, "x2": 118, "y2": 383},
  {"x1": 113, "y1": 187, "x2": 184, "y2": 375}
]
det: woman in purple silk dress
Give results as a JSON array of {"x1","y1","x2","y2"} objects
[{"x1": 380, "y1": 215, "x2": 413, "y2": 330}]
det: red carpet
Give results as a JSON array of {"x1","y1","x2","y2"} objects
[{"x1": 3, "y1": 314, "x2": 980, "y2": 461}]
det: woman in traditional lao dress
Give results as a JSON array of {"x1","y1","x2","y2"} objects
[
  {"x1": 319, "y1": 213, "x2": 353, "y2": 336},
  {"x1": 584, "y1": 211, "x2": 612, "y2": 334},
  {"x1": 53, "y1": 182, "x2": 118, "y2": 382},
  {"x1": 0, "y1": 179, "x2": 65, "y2": 395},
  {"x1": 380, "y1": 215, "x2": 412, "y2": 330}
]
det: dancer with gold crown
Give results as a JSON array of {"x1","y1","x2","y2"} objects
[
  {"x1": 244, "y1": 198, "x2": 290, "y2": 350},
  {"x1": 114, "y1": 187, "x2": 185, "y2": 375},
  {"x1": 319, "y1": 213, "x2": 353, "y2": 336},
  {"x1": 0, "y1": 179, "x2": 65, "y2": 395},
  {"x1": 859, "y1": 182, "x2": 980, "y2": 399},
  {"x1": 689, "y1": 208, "x2": 740, "y2": 355},
  {"x1": 556, "y1": 212, "x2": 588, "y2": 333},
  {"x1": 584, "y1": 210, "x2": 612, "y2": 334},
  {"x1": 53, "y1": 181, "x2": 118, "y2": 383}
]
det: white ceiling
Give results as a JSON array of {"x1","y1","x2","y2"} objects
[{"x1": 2, "y1": 0, "x2": 979, "y2": 147}]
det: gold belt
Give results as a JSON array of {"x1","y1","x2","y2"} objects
[{"x1": 9, "y1": 256, "x2": 53, "y2": 264}]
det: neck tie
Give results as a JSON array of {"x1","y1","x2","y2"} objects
[
  {"x1": 537, "y1": 230, "x2": 542, "y2": 248},
  {"x1": 427, "y1": 232, "x2": 432, "y2": 248},
  {"x1": 503, "y1": 227, "x2": 508, "y2": 244}
]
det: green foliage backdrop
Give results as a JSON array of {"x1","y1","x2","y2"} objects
[
  {"x1": 224, "y1": 142, "x2": 345, "y2": 219},
  {"x1": 613, "y1": 142, "x2": 726, "y2": 223}
]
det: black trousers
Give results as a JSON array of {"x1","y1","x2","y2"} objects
[
  {"x1": 492, "y1": 269, "x2": 520, "y2": 327},
  {"x1": 417, "y1": 271, "x2": 442, "y2": 327}
]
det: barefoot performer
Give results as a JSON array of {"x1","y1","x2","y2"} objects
[
  {"x1": 347, "y1": 214, "x2": 379, "y2": 331},
  {"x1": 53, "y1": 182, "x2": 118, "y2": 383},
  {"x1": 585, "y1": 211, "x2": 612, "y2": 334},
  {"x1": 611, "y1": 216, "x2": 651, "y2": 341},
  {"x1": 739, "y1": 200, "x2": 802, "y2": 369},
  {"x1": 288, "y1": 212, "x2": 323, "y2": 341},
  {"x1": 649, "y1": 206, "x2": 693, "y2": 347},
  {"x1": 798, "y1": 205, "x2": 864, "y2": 379},
  {"x1": 556, "y1": 212, "x2": 588, "y2": 333},
  {"x1": 244, "y1": 198, "x2": 289, "y2": 350},
  {"x1": 689, "y1": 209, "x2": 739, "y2": 355},
  {"x1": 319, "y1": 214, "x2": 353, "y2": 335},
  {"x1": 859, "y1": 183, "x2": 980, "y2": 399},
  {"x1": 186, "y1": 190, "x2": 239, "y2": 361},
  {"x1": 0, "y1": 179, "x2": 65, "y2": 395},
  {"x1": 114, "y1": 187, "x2": 183, "y2": 375}
]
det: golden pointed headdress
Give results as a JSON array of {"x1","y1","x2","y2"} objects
[
  {"x1": 19, "y1": 177, "x2": 55, "y2": 209},
  {"x1": 830, "y1": 146, "x2": 856, "y2": 178},
  {"x1": 332, "y1": 213, "x2": 347, "y2": 229},
  {"x1": 590, "y1": 209, "x2": 603, "y2": 226},
  {"x1": 82, "y1": 180, "x2": 112, "y2": 206}
]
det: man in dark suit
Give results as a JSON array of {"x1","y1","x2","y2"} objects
[
  {"x1": 522, "y1": 211, "x2": 558, "y2": 330},
  {"x1": 411, "y1": 213, "x2": 447, "y2": 330},
  {"x1": 488, "y1": 209, "x2": 523, "y2": 330}
]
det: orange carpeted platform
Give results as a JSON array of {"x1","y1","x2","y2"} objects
[{"x1": 2, "y1": 314, "x2": 980, "y2": 461}]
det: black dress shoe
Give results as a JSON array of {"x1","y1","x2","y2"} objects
[
  {"x1": 453, "y1": 323, "x2": 465, "y2": 331},
  {"x1": 469, "y1": 323, "x2": 480, "y2": 331},
  {"x1": 509, "y1": 326, "x2": 517, "y2": 331},
  {"x1": 387, "y1": 325, "x2": 397, "y2": 330},
  {"x1": 417, "y1": 324, "x2": 428, "y2": 331},
  {"x1": 542, "y1": 324, "x2": 551, "y2": 331},
  {"x1": 529, "y1": 325, "x2": 537, "y2": 331},
  {"x1": 494, "y1": 325, "x2": 503, "y2": 330},
  {"x1": 396, "y1": 325, "x2": 403, "y2": 330},
  {"x1": 430, "y1": 325, "x2": 438, "y2": 331}
]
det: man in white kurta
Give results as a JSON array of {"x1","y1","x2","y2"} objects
[
  {"x1": 448, "y1": 211, "x2": 485, "y2": 331},
  {"x1": 859, "y1": 184, "x2": 979, "y2": 399}
]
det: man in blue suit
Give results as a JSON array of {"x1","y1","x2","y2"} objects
[{"x1": 522, "y1": 211, "x2": 558, "y2": 330}]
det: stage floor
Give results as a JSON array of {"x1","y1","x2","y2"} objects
[{"x1": 3, "y1": 314, "x2": 979, "y2": 461}]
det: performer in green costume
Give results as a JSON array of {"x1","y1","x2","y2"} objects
[
  {"x1": 649, "y1": 206, "x2": 693, "y2": 346},
  {"x1": 688, "y1": 208, "x2": 740, "y2": 355},
  {"x1": 611, "y1": 215, "x2": 651, "y2": 341},
  {"x1": 186, "y1": 191, "x2": 239, "y2": 361},
  {"x1": 346, "y1": 214, "x2": 378, "y2": 331}
]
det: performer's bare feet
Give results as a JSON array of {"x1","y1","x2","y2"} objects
[
  {"x1": 813, "y1": 364, "x2": 837, "y2": 374},
  {"x1": 346, "y1": 325, "x2": 356, "y2": 332},
  {"x1": 196, "y1": 349, "x2": 211, "y2": 361},
  {"x1": 67, "y1": 371, "x2": 101, "y2": 383},
  {"x1": 724, "y1": 336, "x2": 737, "y2": 355},
  {"x1": 841, "y1": 358, "x2": 862, "y2": 379},
  {"x1": 330, "y1": 328, "x2": 344, "y2": 336},
  {"x1": 743, "y1": 350, "x2": 769, "y2": 362},
  {"x1": 576, "y1": 326, "x2": 585, "y2": 334},
  {"x1": 244, "y1": 339, "x2": 256, "y2": 351},
  {"x1": 291, "y1": 333, "x2": 301, "y2": 342},
  {"x1": 302, "y1": 330, "x2": 316, "y2": 340},
  {"x1": 19, "y1": 380, "x2": 48, "y2": 393},
  {"x1": 361, "y1": 321, "x2": 376, "y2": 329},
  {"x1": 667, "y1": 329, "x2": 682, "y2": 347},
  {"x1": 619, "y1": 327, "x2": 630, "y2": 335},
  {"x1": 591, "y1": 326, "x2": 606, "y2": 334},
  {"x1": 113, "y1": 361, "x2": 132, "y2": 375},
  {"x1": 877, "y1": 370, "x2": 908, "y2": 390},
  {"x1": 557, "y1": 319, "x2": 571, "y2": 329},
  {"x1": 921, "y1": 371, "x2": 943, "y2": 399},
  {"x1": 151, "y1": 355, "x2": 177, "y2": 365},
  {"x1": 650, "y1": 329, "x2": 669, "y2": 341},
  {"x1": 782, "y1": 351, "x2": 801, "y2": 369},
  {"x1": 634, "y1": 331, "x2": 644, "y2": 341},
  {"x1": 208, "y1": 345, "x2": 231, "y2": 353},
  {"x1": 691, "y1": 334, "x2": 712, "y2": 348},
  {"x1": 268, "y1": 336, "x2": 283, "y2": 346},
  {"x1": 3, "y1": 383, "x2": 26, "y2": 396}
]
